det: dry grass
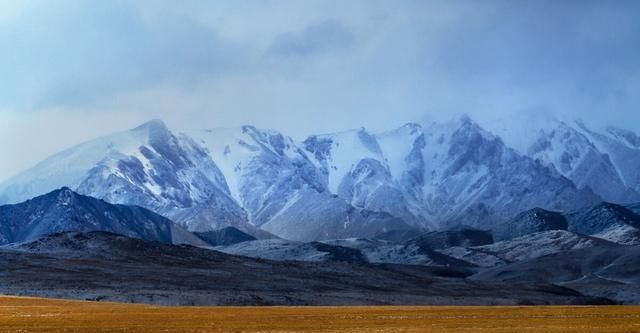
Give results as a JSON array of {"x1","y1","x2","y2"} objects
[{"x1": 0, "y1": 296, "x2": 639, "y2": 333}]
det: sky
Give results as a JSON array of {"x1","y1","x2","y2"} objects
[{"x1": 1, "y1": 0, "x2": 640, "y2": 180}]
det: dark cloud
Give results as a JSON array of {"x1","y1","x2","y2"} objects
[{"x1": 269, "y1": 20, "x2": 356, "y2": 58}]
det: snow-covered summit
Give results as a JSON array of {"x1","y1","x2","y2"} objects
[
  {"x1": 1, "y1": 115, "x2": 639, "y2": 241},
  {"x1": 0, "y1": 120, "x2": 249, "y2": 233},
  {"x1": 493, "y1": 115, "x2": 640, "y2": 203}
]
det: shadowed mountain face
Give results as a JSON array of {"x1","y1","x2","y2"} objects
[
  {"x1": 0, "y1": 231, "x2": 610, "y2": 306},
  {"x1": 628, "y1": 203, "x2": 640, "y2": 215},
  {"x1": 492, "y1": 208, "x2": 568, "y2": 241},
  {"x1": 0, "y1": 188, "x2": 205, "y2": 246},
  {"x1": 411, "y1": 228, "x2": 494, "y2": 250},
  {"x1": 471, "y1": 245, "x2": 640, "y2": 304},
  {"x1": 194, "y1": 227, "x2": 256, "y2": 246},
  {"x1": 567, "y1": 202, "x2": 640, "y2": 245}
]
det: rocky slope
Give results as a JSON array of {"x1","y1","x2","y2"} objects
[
  {"x1": 0, "y1": 188, "x2": 205, "y2": 246},
  {"x1": 471, "y1": 245, "x2": 640, "y2": 304},
  {"x1": 440, "y1": 230, "x2": 612, "y2": 267},
  {"x1": 566, "y1": 202, "x2": 640, "y2": 245},
  {"x1": 492, "y1": 208, "x2": 568, "y2": 241},
  {"x1": 0, "y1": 231, "x2": 609, "y2": 305}
]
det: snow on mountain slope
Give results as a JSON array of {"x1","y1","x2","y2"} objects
[
  {"x1": 0, "y1": 188, "x2": 207, "y2": 246},
  {"x1": 0, "y1": 115, "x2": 623, "y2": 242},
  {"x1": 304, "y1": 128, "x2": 384, "y2": 194},
  {"x1": 259, "y1": 187, "x2": 410, "y2": 242},
  {"x1": 566, "y1": 202, "x2": 640, "y2": 245},
  {"x1": 376, "y1": 123, "x2": 425, "y2": 181},
  {"x1": 486, "y1": 111, "x2": 568, "y2": 154},
  {"x1": 302, "y1": 127, "x2": 421, "y2": 227},
  {"x1": 576, "y1": 124, "x2": 640, "y2": 195},
  {"x1": 492, "y1": 115, "x2": 640, "y2": 204},
  {"x1": 214, "y1": 238, "x2": 366, "y2": 263},
  {"x1": 185, "y1": 126, "x2": 326, "y2": 228},
  {"x1": 440, "y1": 230, "x2": 611, "y2": 267},
  {"x1": 0, "y1": 120, "x2": 249, "y2": 233},
  {"x1": 417, "y1": 115, "x2": 599, "y2": 228},
  {"x1": 184, "y1": 119, "x2": 631, "y2": 240},
  {"x1": 373, "y1": 123, "x2": 430, "y2": 226},
  {"x1": 187, "y1": 125, "x2": 415, "y2": 241},
  {"x1": 304, "y1": 116, "x2": 599, "y2": 231},
  {"x1": 321, "y1": 237, "x2": 474, "y2": 267},
  {"x1": 492, "y1": 208, "x2": 568, "y2": 241},
  {"x1": 528, "y1": 122, "x2": 639, "y2": 203},
  {"x1": 0, "y1": 121, "x2": 157, "y2": 204}
]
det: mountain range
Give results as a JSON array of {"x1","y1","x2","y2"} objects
[
  {"x1": 1, "y1": 188, "x2": 638, "y2": 303},
  {"x1": 0, "y1": 231, "x2": 609, "y2": 306},
  {"x1": 3, "y1": 114, "x2": 639, "y2": 242},
  {"x1": 1, "y1": 176, "x2": 639, "y2": 303}
]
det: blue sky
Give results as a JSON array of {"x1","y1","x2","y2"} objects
[{"x1": 1, "y1": 0, "x2": 639, "y2": 178}]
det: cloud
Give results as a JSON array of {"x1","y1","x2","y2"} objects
[
  {"x1": 1, "y1": 0, "x2": 640, "y2": 179},
  {"x1": 0, "y1": 0, "x2": 245, "y2": 108},
  {"x1": 269, "y1": 20, "x2": 356, "y2": 58}
]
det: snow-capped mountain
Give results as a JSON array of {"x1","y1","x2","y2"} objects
[
  {"x1": 492, "y1": 115, "x2": 640, "y2": 203},
  {"x1": 303, "y1": 115, "x2": 600, "y2": 230},
  {"x1": 303, "y1": 124, "x2": 427, "y2": 227},
  {"x1": 528, "y1": 122, "x2": 638, "y2": 203},
  {"x1": 0, "y1": 120, "x2": 249, "y2": 233},
  {"x1": 415, "y1": 116, "x2": 599, "y2": 227},
  {"x1": 577, "y1": 124, "x2": 640, "y2": 195},
  {"x1": 185, "y1": 125, "x2": 410, "y2": 241},
  {"x1": 2, "y1": 114, "x2": 640, "y2": 241},
  {"x1": 0, "y1": 187, "x2": 206, "y2": 246}
]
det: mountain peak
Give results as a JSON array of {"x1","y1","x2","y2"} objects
[
  {"x1": 0, "y1": 188, "x2": 207, "y2": 246},
  {"x1": 459, "y1": 113, "x2": 473, "y2": 124},
  {"x1": 402, "y1": 122, "x2": 421, "y2": 130},
  {"x1": 55, "y1": 187, "x2": 77, "y2": 206},
  {"x1": 356, "y1": 126, "x2": 373, "y2": 137},
  {"x1": 133, "y1": 119, "x2": 168, "y2": 132}
]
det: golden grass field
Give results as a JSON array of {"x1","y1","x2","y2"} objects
[{"x1": 0, "y1": 296, "x2": 639, "y2": 333}]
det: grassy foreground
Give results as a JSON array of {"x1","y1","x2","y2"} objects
[{"x1": 0, "y1": 296, "x2": 639, "y2": 332}]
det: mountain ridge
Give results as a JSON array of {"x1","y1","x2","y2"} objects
[
  {"x1": 0, "y1": 187, "x2": 206, "y2": 246},
  {"x1": 2, "y1": 115, "x2": 639, "y2": 241}
]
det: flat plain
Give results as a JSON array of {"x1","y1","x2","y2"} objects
[{"x1": 0, "y1": 296, "x2": 639, "y2": 333}]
